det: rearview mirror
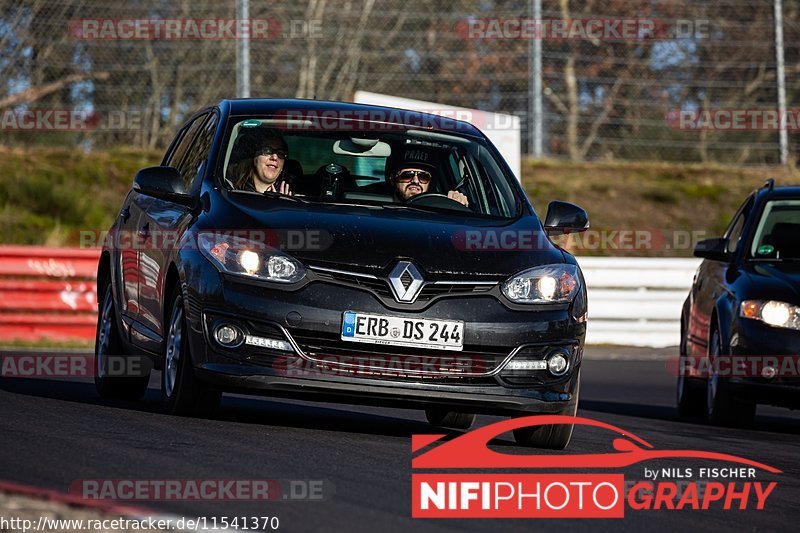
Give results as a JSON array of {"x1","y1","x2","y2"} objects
[
  {"x1": 693, "y1": 237, "x2": 730, "y2": 261},
  {"x1": 543, "y1": 201, "x2": 589, "y2": 236},
  {"x1": 133, "y1": 166, "x2": 193, "y2": 205}
]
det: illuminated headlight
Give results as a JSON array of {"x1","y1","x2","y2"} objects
[
  {"x1": 199, "y1": 233, "x2": 306, "y2": 283},
  {"x1": 740, "y1": 300, "x2": 800, "y2": 330},
  {"x1": 501, "y1": 264, "x2": 580, "y2": 304}
]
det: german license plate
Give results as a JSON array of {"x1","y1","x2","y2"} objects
[{"x1": 341, "y1": 311, "x2": 464, "y2": 351}]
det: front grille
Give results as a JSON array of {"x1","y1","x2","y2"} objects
[
  {"x1": 289, "y1": 329, "x2": 509, "y2": 380},
  {"x1": 309, "y1": 266, "x2": 496, "y2": 304}
]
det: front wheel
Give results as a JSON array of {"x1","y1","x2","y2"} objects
[
  {"x1": 513, "y1": 377, "x2": 580, "y2": 449},
  {"x1": 94, "y1": 282, "x2": 150, "y2": 400},
  {"x1": 161, "y1": 286, "x2": 221, "y2": 416},
  {"x1": 706, "y1": 329, "x2": 755, "y2": 427},
  {"x1": 676, "y1": 318, "x2": 705, "y2": 417}
]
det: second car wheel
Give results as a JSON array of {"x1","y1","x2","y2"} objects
[
  {"x1": 94, "y1": 281, "x2": 150, "y2": 400},
  {"x1": 161, "y1": 285, "x2": 221, "y2": 417},
  {"x1": 676, "y1": 318, "x2": 705, "y2": 417},
  {"x1": 706, "y1": 329, "x2": 755, "y2": 427}
]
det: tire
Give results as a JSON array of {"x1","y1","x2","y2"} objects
[
  {"x1": 94, "y1": 282, "x2": 150, "y2": 400},
  {"x1": 513, "y1": 378, "x2": 580, "y2": 450},
  {"x1": 161, "y1": 285, "x2": 221, "y2": 417},
  {"x1": 706, "y1": 328, "x2": 755, "y2": 427},
  {"x1": 425, "y1": 408, "x2": 476, "y2": 430},
  {"x1": 676, "y1": 317, "x2": 705, "y2": 417}
]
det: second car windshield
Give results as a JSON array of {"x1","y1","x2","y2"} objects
[
  {"x1": 220, "y1": 118, "x2": 519, "y2": 219},
  {"x1": 749, "y1": 199, "x2": 800, "y2": 260}
]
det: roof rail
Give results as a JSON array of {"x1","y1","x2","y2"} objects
[{"x1": 763, "y1": 178, "x2": 775, "y2": 191}]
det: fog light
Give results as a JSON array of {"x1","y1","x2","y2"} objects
[
  {"x1": 761, "y1": 365, "x2": 777, "y2": 379},
  {"x1": 214, "y1": 324, "x2": 242, "y2": 347},
  {"x1": 244, "y1": 334, "x2": 294, "y2": 352},
  {"x1": 547, "y1": 351, "x2": 570, "y2": 376}
]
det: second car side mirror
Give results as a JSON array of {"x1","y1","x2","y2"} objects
[
  {"x1": 543, "y1": 201, "x2": 590, "y2": 236},
  {"x1": 133, "y1": 166, "x2": 194, "y2": 206},
  {"x1": 693, "y1": 237, "x2": 731, "y2": 261}
]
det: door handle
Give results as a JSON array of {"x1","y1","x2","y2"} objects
[
  {"x1": 119, "y1": 206, "x2": 130, "y2": 223},
  {"x1": 138, "y1": 222, "x2": 150, "y2": 240}
]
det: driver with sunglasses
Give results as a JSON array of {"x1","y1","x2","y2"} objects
[
  {"x1": 387, "y1": 146, "x2": 469, "y2": 207},
  {"x1": 230, "y1": 129, "x2": 293, "y2": 195}
]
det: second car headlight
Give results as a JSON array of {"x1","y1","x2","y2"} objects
[
  {"x1": 740, "y1": 300, "x2": 800, "y2": 330},
  {"x1": 501, "y1": 264, "x2": 580, "y2": 304},
  {"x1": 199, "y1": 233, "x2": 306, "y2": 283}
]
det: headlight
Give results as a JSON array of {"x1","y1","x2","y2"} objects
[
  {"x1": 740, "y1": 300, "x2": 800, "y2": 330},
  {"x1": 501, "y1": 264, "x2": 580, "y2": 304},
  {"x1": 199, "y1": 233, "x2": 306, "y2": 283}
]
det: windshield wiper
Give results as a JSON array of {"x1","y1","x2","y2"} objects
[{"x1": 380, "y1": 203, "x2": 439, "y2": 214}]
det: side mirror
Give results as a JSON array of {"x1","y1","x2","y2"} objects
[
  {"x1": 133, "y1": 166, "x2": 193, "y2": 205},
  {"x1": 693, "y1": 237, "x2": 730, "y2": 261},
  {"x1": 543, "y1": 201, "x2": 589, "y2": 236}
]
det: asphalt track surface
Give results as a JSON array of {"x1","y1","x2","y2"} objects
[{"x1": 2, "y1": 348, "x2": 799, "y2": 532}]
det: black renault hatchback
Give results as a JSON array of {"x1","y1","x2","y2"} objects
[{"x1": 95, "y1": 99, "x2": 589, "y2": 448}]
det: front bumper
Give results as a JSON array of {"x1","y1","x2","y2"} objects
[
  {"x1": 182, "y1": 261, "x2": 585, "y2": 415},
  {"x1": 727, "y1": 319, "x2": 800, "y2": 407}
]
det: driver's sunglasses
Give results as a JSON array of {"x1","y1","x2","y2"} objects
[
  {"x1": 259, "y1": 147, "x2": 288, "y2": 159},
  {"x1": 395, "y1": 169, "x2": 432, "y2": 184}
]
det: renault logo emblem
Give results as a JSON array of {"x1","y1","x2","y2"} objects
[{"x1": 388, "y1": 261, "x2": 424, "y2": 303}]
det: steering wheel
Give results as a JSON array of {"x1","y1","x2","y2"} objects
[{"x1": 406, "y1": 192, "x2": 471, "y2": 212}]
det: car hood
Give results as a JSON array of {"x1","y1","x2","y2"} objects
[
  {"x1": 743, "y1": 262, "x2": 800, "y2": 301},
  {"x1": 212, "y1": 194, "x2": 567, "y2": 277}
]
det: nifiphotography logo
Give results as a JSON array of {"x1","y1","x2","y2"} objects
[{"x1": 411, "y1": 416, "x2": 781, "y2": 518}]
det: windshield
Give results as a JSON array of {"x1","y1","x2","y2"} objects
[
  {"x1": 218, "y1": 116, "x2": 520, "y2": 218},
  {"x1": 749, "y1": 199, "x2": 800, "y2": 260}
]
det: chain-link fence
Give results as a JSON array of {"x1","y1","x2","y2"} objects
[{"x1": 1, "y1": 0, "x2": 798, "y2": 164}]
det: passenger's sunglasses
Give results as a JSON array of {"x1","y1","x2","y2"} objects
[
  {"x1": 259, "y1": 147, "x2": 288, "y2": 159},
  {"x1": 395, "y1": 169, "x2": 432, "y2": 184}
]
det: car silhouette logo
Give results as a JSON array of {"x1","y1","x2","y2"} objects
[
  {"x1": 412, "y1": 416, "x2": 781, "y2": 473},
  {"x1": 388, "y1": 261, "x2": 424, "y2": 303}
]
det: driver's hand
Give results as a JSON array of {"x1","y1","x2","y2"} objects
[
  {"x1": 447, "y1": 190, "x2": 468, "y2": 207},
  {"x1": 278, "y1": 181, "x2": 293, "y2": 196}
]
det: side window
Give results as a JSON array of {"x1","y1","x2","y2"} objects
[
  {"x1": 164, "y1": 114, "x2": 208, "y2": 170},
  {"x1": 177, "y1": 113, "x2": 218, "y2": 191},
  {"x1": 725, "y1": 213, "x2": 746, "y2": 254},
  {"x1": 724, "y1": 196, "x2": 753, "y2": 254}
]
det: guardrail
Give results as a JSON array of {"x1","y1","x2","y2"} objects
[
  {"x1": 578, "y1": 257, "x2": 701, "y2": 348},
  {"x1": 0, "y1": 246, "x2": 700, "y2": 347},
  {"x1": 0, "y1": 246, "x2": 100, "y2": 342}
]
